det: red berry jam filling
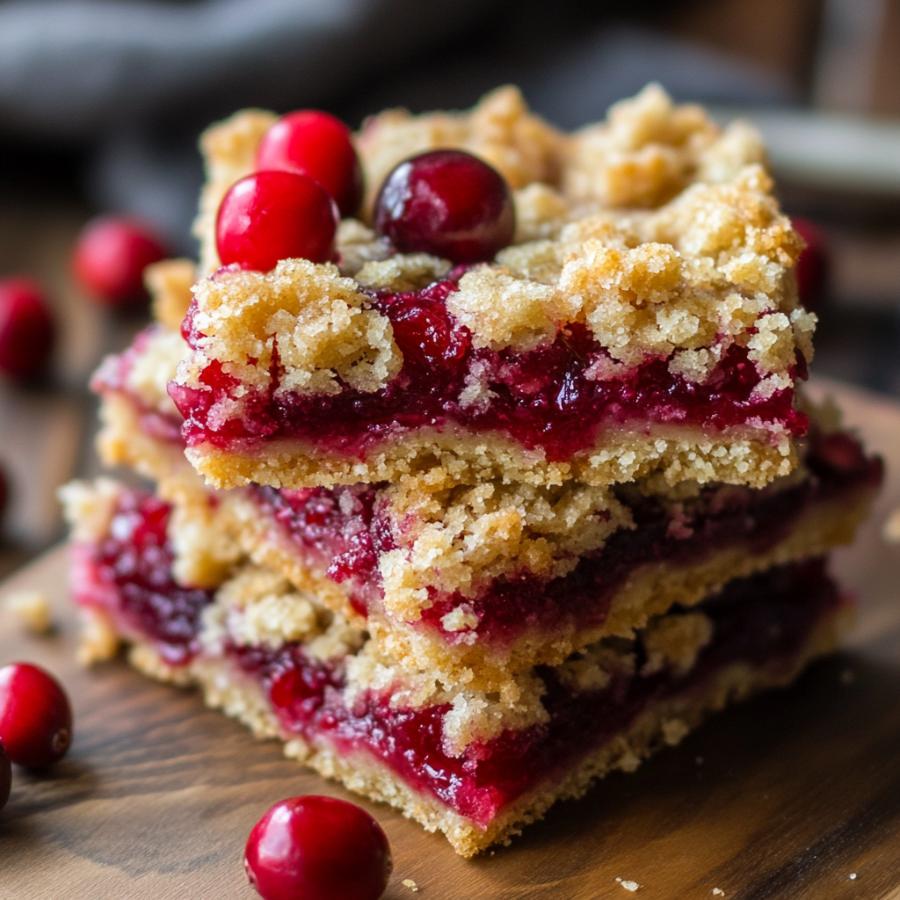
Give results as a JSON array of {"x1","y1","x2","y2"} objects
[
  {"x1": 250, "y1": 484, "x2": 393, "y2": 616},
  {"x1": 230, "y1": 560, "x2": 841, "y2": 827},
  {"x1": 250, "y1": 430, "x2": 879, "y2": 648},
  {"x1": 172, "y1": 270, "x2": 808, "y2": 460},
  {"x1": 71, "y1": 489, "x2": 213, "y2": 665}
]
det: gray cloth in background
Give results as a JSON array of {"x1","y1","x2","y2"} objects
[{"x1": 0, "y1": 0, "x2": 789, "y2": 250}]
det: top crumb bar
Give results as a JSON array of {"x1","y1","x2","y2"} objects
[{"x1": 170, "y1": 85, "x2": 815, "y2": 491}]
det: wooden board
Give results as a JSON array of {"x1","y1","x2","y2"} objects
[{"x1": 1, "y1": 379, "x2": 899, "y2": 900}]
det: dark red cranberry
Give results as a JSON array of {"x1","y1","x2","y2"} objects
[
  {"x1": 0, "y1": 744, "x2": 10, "y2": 812},
  {"x1": 374, "y1": 149, "x2": 515, "y2": 262},
  {"x1": 793, "y1": 217, "x2": 828, "y2": 312},
  {"x1": 73, "y1": 216, "x2": 167, "y2": 307},
  {"x1": 257, "y1": 111, "x2": 363, "y2": 217},
  {"x1": 244, "y1": 795, "x2": 392, "y2": 900},
  {"x1": 216, "y1": 171, "x2": 339, "y2": 272},
  {"x1": 0, "y1": 278, "x2": 55, "y2": 381},
  {"x1": 0, "y1": 663, "x2": 73, "y2": 769}
]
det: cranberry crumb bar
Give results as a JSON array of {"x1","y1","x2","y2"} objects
[
  {"x1": 64, "y1": 85, "x2": 880, "y2": 857},
  {"x1": 170, "y1": 86, "x2": 814, "y2": 491},
  {"x1": 63, "y1": 480, "x2": 850, "y2": 857}
]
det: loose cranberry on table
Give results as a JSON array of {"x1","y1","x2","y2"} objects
[
  {"x1": 0, "y1": 663, "x2": 72, "y2": 769},
  {"x1": 216, "y1": 171, "x2": 339, "y2": 272},
  {"x1": 72, "y1": 216, "x2": 167, "y2": 308},
  {"x1": 0, "y1": 744, "x2": 10, "y2": 812},
  {"x1": 257, "y1": 110, "x2": 364, "y2": 217},
  {"x1": 374, "y1": 148, "x2": 515, "y2": 263},
  {"x1": 244, "y1": 795, "x2": 392, "y2": 900},
  {"x1": 793, "y1": 217, "x2": 828, "y2": 312},
  {"x1": 0, "y1": 278, "x2": 55, "y2": 381}
]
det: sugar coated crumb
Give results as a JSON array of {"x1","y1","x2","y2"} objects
[
  {"x1": 4, "y1": 589, "x2": 53, "y2": 634},
  {"x1": 848, "y1": 873, "x2": 857, "y2": 881},
  {"x1": 616, "y1": 877, "x2": 641, "y2": 892},
  {"x1": 402, "y1": 878, "x2": 420, "y2": 892},
  {"x1": 711, "y1": 889, "x2": 726, "y2": 897}
]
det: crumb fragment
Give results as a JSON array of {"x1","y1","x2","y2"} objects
[
  {"x1": 883, "y1": 509, "x2": 900, "y2": 542},
  {"x1": 77, "y1": 609, "x2": 121, "y2": 666},
  {"x1": 616, "y1": 877, "x2": 641, "y2": 892},
  {"x1": 4, "y1": 589, "x2": 53, "y2": 634},
  {"x1": 402, "y1": 878, "x2": 420, "y2": 892},
  {"x1": 711, "y1": 889, "x2": 725, "y2": 897},
  {"x1": 848, "y1": 873, "x2": 857, "y2": 881}
]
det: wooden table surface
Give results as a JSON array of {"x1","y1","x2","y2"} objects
[{"x1": 0, "y1": 379, "x2": 898, "y2": 900}]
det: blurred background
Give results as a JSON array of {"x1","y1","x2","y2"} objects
[{"x1": 0, "y1": 0, "x2": 898, "y2": 577}]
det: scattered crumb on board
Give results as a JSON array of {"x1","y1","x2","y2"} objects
[
  {"x1": 615, "y1": 877, "x2": 641, "y2": 892},
  {"x1": 3, "y1": 589, "x2": 53, "y2": 634},
  {"x1": 402, "y1": 878, "x2": 420, "y2": 893}
]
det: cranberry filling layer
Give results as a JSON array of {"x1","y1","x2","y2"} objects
[
  {"x1": 250, "y1": 431, "x2": 880, "y2": 647},
  {"x1": 229, "y1": 560, "x2": 842, "y2": 827},
  {"x1": 171, "y1": 272, "x2": 808, "y2": 459},
  {"x1": 71, "y1": 490, "x2": 213, "y2": 665}
]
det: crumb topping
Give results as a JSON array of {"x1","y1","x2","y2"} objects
[
  {"x1": 181, "y1": 258, "x2": 402, "y2": 397},
  {"x1": 146, "y1": 258, "x2": 196, "y2": 332},
  {"x1": 169, "y1": 500, "x2": 241, "y2": 589},
  {"x1": 59, "y1": 479, "x2": 122, "y2": 543},
  {"x1": 126, "y1": 328, "x2": 188, "y2": 416},
  {"x1": 377, "y1": 478, "x2": 632, "y2": 621},
  {"x1": 642, "y1": 611, "x2": 713, "y2": 676}
]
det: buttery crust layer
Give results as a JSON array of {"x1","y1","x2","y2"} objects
[{"x1": 184, "y1": 423, "x2": 796, "y2": 492}]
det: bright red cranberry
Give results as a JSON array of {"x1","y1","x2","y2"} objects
[
  {"x1": 0, "y1": 663, "x2": 73, "y2": 769},
  {"x1": 0, "y1": 744, "x2": 10, "y2": 812},
  {"x1": 244, "y1": 795, "x2": 392, "y2": 900},
  {"x1": 216, "y1": 171, "x2": 339, "y2": 272},
  {"x1": 793, "y1": 217, "x2": 828, "y2": 312},
  {"x1": 374, "y1": 149, "x2": 515, "y2": 262},
  {"x1": 0, "y1": 278, "x2": 55, "y2": 381},
  {"x1": 73, "y1": 216, "x2": 167, "y2": 308},
  {"x1": 257, "y1": 111, "x2": 363, "y2": 217}
]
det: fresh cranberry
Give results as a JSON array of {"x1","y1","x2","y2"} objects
[
  {"x1": 374, "y1": 149, "x2": 515, "y2": 262},
  {"x1": 72, "y1": 216, "x2": 167, "y2": 307},
  {"x1": 793, "y1": 217, "x2": 828, "y2": 311},
  {"x1": 244, "y1": 795, "x2": 392, "y2": 900},
  {"x1": 0, "y1": 663, "x2": 73, "y2": 769},
  {"x1": 0, "y1": 744, "x2": 10, "y2": 811},
  {"x1": 0, "y1": 278, "x2": 55, "y2": 381},
  {"x1": 257, "y1": 111, "x2": 363, "y2": 217},
  {"x1": 216, "y1": 171, "x2": 339, "y2": 271}
]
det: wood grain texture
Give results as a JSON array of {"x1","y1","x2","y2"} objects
[{"x1": 0, "y1": 379, "x2": 899, "y2": 900}]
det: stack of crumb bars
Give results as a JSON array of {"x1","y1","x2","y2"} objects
[{"x1": 62, "y1": 86, "x2": 881, "y2": 856}]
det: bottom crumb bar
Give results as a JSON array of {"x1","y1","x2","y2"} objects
[{"x1": 65, "y1": 485, "x2": 849, "y2": 856}]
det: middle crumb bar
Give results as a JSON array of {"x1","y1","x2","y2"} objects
[{"x1": 93, "y1": 325, "x2": 881, "y2": 688}]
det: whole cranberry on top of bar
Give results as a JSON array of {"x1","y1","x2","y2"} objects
[{"x1": 170, "y1": 85, "x2": 815, "y2": 491}]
